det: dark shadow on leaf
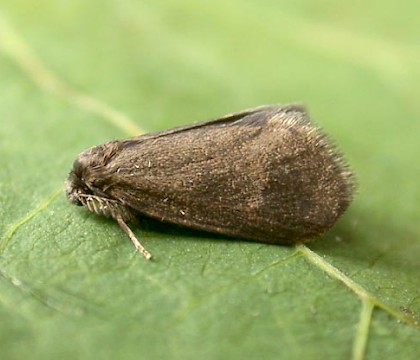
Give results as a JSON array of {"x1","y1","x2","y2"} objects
[{"x1": 139, "y1": 216, "x2": 260, "y2": 245}]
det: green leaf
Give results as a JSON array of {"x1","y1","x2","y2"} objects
[{"x1": 0, "y1": 1, "x2": 419, "y2": 360}]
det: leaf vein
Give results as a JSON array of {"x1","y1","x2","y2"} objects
[
  {"x1": 352, "y1": 299, "x2": 374, "y2": 360},
  {"x1": 297, "y1": 244, "x2": 417, "y2": 327},
  {"x1": 0, "y1": 188, "x2": 62, "y2": 254},
  {"x1": 0, "y1": 12, "x2": 143, "y2": 136}
]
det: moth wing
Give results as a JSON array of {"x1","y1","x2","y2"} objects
[
  {"x1": 104, "y1": 104, "x2": 350, "y2": 244},
  {"x1": 121, "y1": 103, "x2": 308, "y2": 144}
]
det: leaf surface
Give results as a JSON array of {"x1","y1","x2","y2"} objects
[{"x1": 0, "y1": 1, "x2": 419, "y2": 359}]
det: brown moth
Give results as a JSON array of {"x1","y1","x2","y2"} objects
[{"x1": 65, "y1": 104, "x2": 355, "y2": 259}]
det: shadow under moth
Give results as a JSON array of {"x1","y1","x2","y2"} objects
[{"x1": 65, "y1": 104, "x2": 356, "y2": 259}]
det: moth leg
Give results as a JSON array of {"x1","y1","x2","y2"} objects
[{"x1": 116, "y1": 216, "x2": 152, "y2": 260}]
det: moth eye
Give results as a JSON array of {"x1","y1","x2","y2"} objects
[{"x1": 89, "y1": 179, "x2": 107, "y2": 191}]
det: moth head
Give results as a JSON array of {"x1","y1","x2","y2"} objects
[
  {"x1": 65, "y1": 158, "x2": 92, "y2": 206},
  {"x1": 65, "y1": 142, "x2": 120, "y2": 206}
]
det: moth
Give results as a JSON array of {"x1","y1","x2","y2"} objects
[{"x1": 65, "y1": 104, "x2": 355, "y2": 259}]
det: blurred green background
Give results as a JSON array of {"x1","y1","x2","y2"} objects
[{"x1": 0, "y1": 1, "x2": 419, "y2": 359}]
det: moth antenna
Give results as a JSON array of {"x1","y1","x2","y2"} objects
[{"x1": 116, "y1": 216, "x2": 152, "y2": 260}]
